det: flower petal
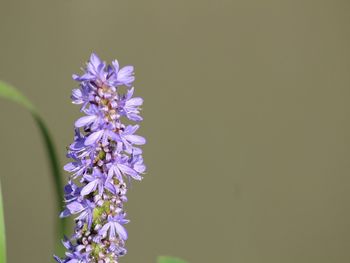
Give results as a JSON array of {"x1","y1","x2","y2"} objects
[
  {"x1": 126, "y1": 97, "x2": 143, "y2": 107},
  {"x1": 75, "y1": 115, "x2": 97, "y2": 128},
  {"x1": 118, "y1": 164, "x2": 142, "y2": 180},
  {"x1": 67, "y1": 201, "x2": 85, "y2": 214},
  {"x1": 125, "y1": 135, "x2": 146, "y2": 145},
  {"x1": 84, "y1": 130, "x2": 104, "y2": 145},
  {"x1": 90, "y1": 53, "x2": 102, "y2": 68},
  {"x1": 127, "y1": 113, "x2": 143, "y2": 122},
  {"x1": 99, "y1": 222, "x2": 111, "y2": 237},
  {"x1": 115, "y1": 222, "x2": 128, "y2": 240},
  {"x1": 80, "y1": 180, "x2": 98, "y2": 196},
  {"x1": 64, "y1": 162, "x2": 77, "y2": 172},
  {"x1": 117, "y1": 66, "x2": 135, "y2": 86},
  {"x1": 112, "y1": 60, "x2": 119, "y2": 72}
]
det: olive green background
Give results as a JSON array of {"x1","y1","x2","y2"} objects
[{"x1": 1, "y1": 0, "x2": 350, "y2": 262}]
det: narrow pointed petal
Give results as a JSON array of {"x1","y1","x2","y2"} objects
[
  {"x1": 126, "y1": 97, "x2": 143, "y2": 107},
  {"x1": 67, "y1": 201, "x2": 85, "y2": 214},
  {"x1": 84, "y1": 130, "x2": 103, "y2": 145},
  {"x1": 115, "y1": 223, "x2": 128, "y2": 240},
  {"x1": 125, "y1": 135, "x2": 146, "y2": 145},
  {"x1": 118, "y1": 164, "x2": 142, "y2": 180},
  {"x1": 75, "y1": 115, "x2": 97, "y2": 128},
  {"x1": 99, "y1": 223, "x2": 111, "y2": 237},
  {"x1": 112, "y1": 60, "x2": 119, "y2": 72},
  {"x1": 80, "y1": 180, "x2": 98, "y2": 196}
]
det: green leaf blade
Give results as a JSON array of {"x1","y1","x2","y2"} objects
[
  {"x1": 0, "y1": 80, "x2": 66, "y2": 257},
  {"x1": 158, "y1": 256, "x2": 188, "y2": 263},
  {"x1": 0, "y1": 81, "x2": 35, "y2": 112}
]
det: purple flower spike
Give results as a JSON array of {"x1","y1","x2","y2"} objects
[{"x1": 55, "y1": 53, "x2": 146, "y2": 263}]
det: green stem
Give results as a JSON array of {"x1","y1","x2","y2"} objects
[{"x1": 0, "y1": 181, "x2": 6, "y2": 263}]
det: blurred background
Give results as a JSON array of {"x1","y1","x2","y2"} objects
[{"x1": 1, "y1": 0, "x2": 350, "y2": 262}]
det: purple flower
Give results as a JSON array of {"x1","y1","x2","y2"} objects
[
  {"x1": 60, "y1": 198, "x2": 95, "y2": 229},
  {"x1": 117, "y1": 124, "x2": 146, "y2": 153},
  {"x1": 64, "y1": 154, "x2": 91, "y2": 179},
  {"x1": 73, "y1": 53, "x2": 108, "y2": 84},
  {"x1": 71, "y1": 86, "x2": 89, "y2": 105},
  {"x1": 99, "y1": 214, "x2": 130, "y2": 240},
  {"x1": 74, "y1": 105, "x2": 104, "y2": 131},
  {"x1": 112, "y1": 60, "x2": 135, "y2": 87},
  {"x1": 63, "y1": 180, "x2": 80, "y2": 202},
  {"x1": 55, "y1": 53, "x2": 146, "y2": 262},
  {"x1": 129, "y1": 154, "x2": 146, "y2": 174},
  {"x1": 84, "y1": 125, "x2": 118, "y2": 146},
  {"x1": 107, "y1": 155, "x2": 141, "y2": 181},
  {"x1": 80, "y1": 168, "x2": 115, "y2": 196},
  {"x1": 118, "y1": 87, "x2": 143, "y2": 121}
]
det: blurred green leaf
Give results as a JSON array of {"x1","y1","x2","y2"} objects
[
  {"x1": 158, "y1": 256, "x2": 188, "y2": 263},
  {"x1": 0, "y1": 80, "x2": 66, "y2": 256},
  {"x1": 0, "y1": 181, "x2": 6, "y2": 263}
]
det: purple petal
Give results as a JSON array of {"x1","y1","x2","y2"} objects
[
  {"x1": 103, "y1": 130, "x2": 117, "y2": 142},
  {"x1": 118, "y1": 164, "x2": 141, "y2": 180},
  {"x1": 109, "y1": 224, "x2": 117, "y2": 239},
  {"x1": 124, "y1": 125, "x2": 139, "y2": 135},
  {"x1": 64, "y1": 162, "x2": 77, "y2": 172},
  {"x1": 125, "y1": 135, "x2": 146, "y2": 145},
  {"x1": 112, "y1": 60, "x2": 119, "y2": 72},
  {"x1": 90, "y1": 53, "x2": 101, "y2": 67},
  {"x1": 67, "y1": 201, "x2": 85, "y2": 214},
  {"x1": 85, "y1": 130, "x2": 104, "y2": 145},
  {"x1": 97, "y1": 181, "x2": 105, "y2": 196},
  {"x1": 99, "y1": 222, "x2": 111, "y2": 237},
  {"x1": 134, "y1": 163, "x2": 146, "y2": 173},
  {"x1": 81, "y1": 180, "x2": 98, "y2": 196},
  {"x1": 115, "y1": 223, "x2": 128, "y2": 240},
  {"x1": 75, "y1": 115, "x2": 97, "y2": 128},
  {"x1": 83, "y1": 174, "x2": 95, "y2": 182},
  {"x1": 105, "y1": 182, "x2": 116, "y2": 194},
  {"x1": 117, "y1": 66, "x2": 135, "y2": 86},
  {"x1": 126, "y1": 97, "x2": 143, "y2": 107},
  {"x1": 72, "y1": 74, "x2": 80, "y2": 81},
  {"x1": 71, "y1": 89, "x2": 83, "y2": 104},
  {"x1": 59, "y1": 209, "x2": 71, "y2": 218},
  {"x1": 54, "y1": 255, "x2": 64, "y2": 263},
  {"x1": 119, "y1": 65, "x2": 134, "y2": 75},
  {"x1": 109, "y1": 165, "x2": 123, "y2": 181},
  {"x1": 127, "y1": 113, "x2": 143, "y2": 122},
  {"x1": 126, "y1": 87, "x2": 134, "y2": 99}
]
